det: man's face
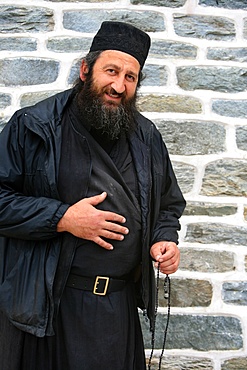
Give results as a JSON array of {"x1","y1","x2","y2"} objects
[
  {"x1": 76, "y1": 50, "x2": 140, "y2": 140},
  {"x1": 80, "y1": 50, "x2": 140, "y2": 108}
]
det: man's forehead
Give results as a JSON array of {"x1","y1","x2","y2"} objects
[{"x1": 96, "y1": 50, "x2": 140, "y2": 72}]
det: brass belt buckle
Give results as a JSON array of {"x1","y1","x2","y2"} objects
[{"x1": 93, "y1": 276, "x2": 109, "y2": 296}]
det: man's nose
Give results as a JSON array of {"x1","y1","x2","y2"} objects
[{"x1": 111, "y1": 77, "x2": 126, "y2": 94}]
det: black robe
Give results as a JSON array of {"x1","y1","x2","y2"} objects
[{"x1": 0, "y1": 101, "x2": 147, "y2": 370}]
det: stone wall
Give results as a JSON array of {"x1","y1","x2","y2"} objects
[{"x1": 0, "y1": 0, "x2": 247, "y2": 369}]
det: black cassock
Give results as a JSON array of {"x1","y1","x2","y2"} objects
[{"x1": 0, "y1": 101, "x2": 147, "y2": 370}]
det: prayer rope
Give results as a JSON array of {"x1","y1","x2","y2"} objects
[{"x1": 148, "y1": 263, "x2": 171, "y2": 370}]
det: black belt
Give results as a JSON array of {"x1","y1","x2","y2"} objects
[{"x1": 66, "y1": 273, "x2": 127, "y2": 296}]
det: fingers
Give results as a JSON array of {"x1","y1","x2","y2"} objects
[
  {"x1": 58, "y1": 192, "x2": 129, "y2": 249},
  {"x1": 150, "y1": 241, "x2": 166, "y2": 261},
  {"x1": 87, "y1": 191, "x2": 107, "y2": 206},
  {"x1": 92, "y1": 221, "x2": 129, "y2": 250},
  {"x1": 92, "y1": 236, "x2": 114, "y2": 250},
  {"x1": 151, "y1": 241, "x2": 180, "y2": 275},
  {"x1": 85, "y1": 192, "x2": 127, "y2": 225},
  {"x1": 91, "y1": 227, "x2": 129, "y2": 251},
  {"x1": 100, "y1": 223, "x2": 129, "y2": 239},
  {"x1": 102, "y1": 218, "x2": 129, "y2": 232},
  {"x1": 100, "y1": 210, "x2": 127, "y2": 225},
  {"x1": 158, "y1": 252, "x2": 180, "y2": 274}
]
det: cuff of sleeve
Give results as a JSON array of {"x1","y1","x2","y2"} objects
[
  {"x1": 51, "y1": 203, "x2": 70, "y2": 230},
  {"x1": 151, "y1": 232, "x2": 179, "y2": 246}
]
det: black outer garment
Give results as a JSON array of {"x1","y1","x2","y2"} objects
[{"x1": 0, "y1": 88, "x2": 186, "y2": 337}]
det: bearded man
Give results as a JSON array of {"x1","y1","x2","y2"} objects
[{"x1": 0, "y1": 21, "x2": 186, "y2": 370}]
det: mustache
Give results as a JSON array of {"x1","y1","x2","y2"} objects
[{"x1": 105, "y1": 87, "x2": 125, "y2": 99}]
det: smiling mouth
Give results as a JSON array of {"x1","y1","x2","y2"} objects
[
  {"x1": 107, "y1": 92, "x2": 120, "y2": 98},
  {"x1": 105, "y1": 88, "x2": 123, "y2": 99},
  {"x1": 102, "y1": 92, "x2": 122, "y2": 107}
]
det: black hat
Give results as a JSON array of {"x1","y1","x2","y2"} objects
[{"x1": 89, "y1": 21, "x2": 151, "y2": 69}]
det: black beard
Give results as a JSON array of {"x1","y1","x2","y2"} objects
[{"x1": 76, "y1": 77, "x2": 137, "y2": 140}]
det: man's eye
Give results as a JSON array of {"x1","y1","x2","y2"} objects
[{"x1": 126, "y1": 75, "x2": 135, "y2": 82}]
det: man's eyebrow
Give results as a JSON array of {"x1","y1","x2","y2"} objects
[
  {"x1": 103, "y1": 63, "x2": 138, "y2": 78},
  {"x1": 103, "y1": 63, "x2": 120, "y2": 70}
]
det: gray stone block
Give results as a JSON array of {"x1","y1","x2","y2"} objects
[
  {"x1": 147, "y1": 354, "x2": 214, "y2": 370},
  {"x1": 0, "y1": 58, "x2": 60, "y2": 86},
  {"x1": 207, "y1": 47, "x2": 247, "y2": 62},
  {"x1": 147, "y1": 356, "x2": 213, "y2": 370},
  {"x1": 155, "y1": 119, "x2": 225, "y2": 155},
  {"x1": 68, "y1": 59, "x2": 81, "y2": 85},
  {"x1": 137, "y1": 94, "x2": 202, "y2": 113},
  {"x1": 131, "y1": 0, "x2": 186, "y2": 6},
  {"x1": 141, "y1": 314, "x2": 243, "y2": 350},
  {"x1": 200, "y1": 0, "x2": 247, "y2": 9},
  {"x1": 185, "y1": 223, "x2": 247, "y2": 246},
  {"x1": 177, "y1": 66, "x2": 247, "y2": 93},
  {"x1": 222, "y1": 281, "x2": 247, "y2": 305},
  {"x1": 222, "y1": 357, "x2": 247, "y2": 370},
  {"x1": 184, "y1": 201, "x2": 237, "y2": 216},
  {"x1": 0, "y1": 6, "x2": 54, "y2": 33},
  {"x1": 0, "y1": 37, "x2": 37, "y2": 51},
  {"x1": 236, "y1": 126, "x2": 247, "y2": 151},
  {"x1": 149, "y1": 40, "x2": 197, "y2": 59},
  {"x1": 174, "y1": 14, "x2": 235, "y2": 40},
  {"x1": 141, "y1": 65, "x2": 168, "y2": 86},
  {"x1": 172, "y1": 162, "x2": 195, "y2": 194},
  {"x1": 20, "y1": 91, "x2": 62, "y2": 108},
  {"x1": 201, "y1": 159, "x2": 247, "y2": 196},
  {"x1": 179, "y1": 248, "x2": 235, "y2": 272},
  {"x1": 63, "y1": 10, "x2": 165, "y2": 33},
  {"x1": 47, "y1": 37, "x2": 92, "y2": 53},
  {"x1": 158, "y1": 278, "x2": 212, "y2": 307},
  {"x1": 212, "y1": 99, "x2": 247, "y2": 118}
]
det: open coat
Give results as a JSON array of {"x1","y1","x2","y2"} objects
[{"x1": 0, "y1": 89, "x2": 186, "y2": 337}]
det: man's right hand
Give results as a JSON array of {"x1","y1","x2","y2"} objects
[{"x1": 57, "y1": 192, "x2": 129, "y2": 250}]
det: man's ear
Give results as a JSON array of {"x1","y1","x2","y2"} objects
[{"x1": 79, "y1": 60, "x2": 89, "y2": 81}]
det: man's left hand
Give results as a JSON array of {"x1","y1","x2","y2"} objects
[{"x1": 150, "y1": 241, "x2": 180, "y2": 275}]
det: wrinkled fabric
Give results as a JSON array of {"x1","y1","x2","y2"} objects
[
  {"x1": 0, "y1": 88, "x2": 186, "y2": 338},
  {"x1": 0, "y1": 284, "x2": 146, "y2": 370},
  {"x1": 42, "y1": 103, "x2": 146, "y2": 369},
  {"x1": 61, "y1": 104, "x2": 142, "y2": 277}
]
